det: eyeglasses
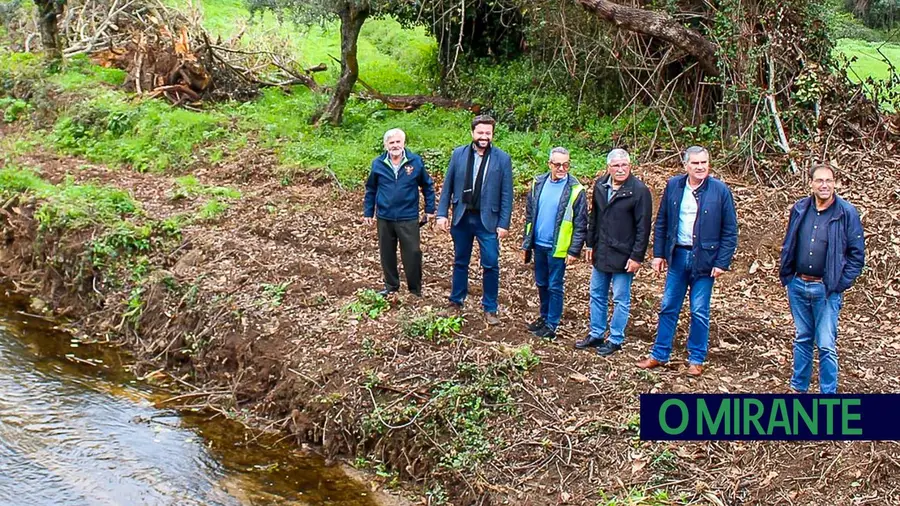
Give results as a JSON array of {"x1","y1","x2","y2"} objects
[{"x1": 550, "y1": 162, "x2": 570, "y2": 169}]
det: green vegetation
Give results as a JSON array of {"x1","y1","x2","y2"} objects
[
  {"x1": 0, "y1": 97, "x2": 30, "y2": 122},
  {"x1": 195, "y1": 198, "x2": 230, "y2": 221},
  {"x1": 51, "y1": 89, "x2": 228, "y2": 172},
  {"x1": 402, "y1": 311, "x2": 463, "y2": 343},
  {"x1": 0, "y1": 165, "x2": 181, "y2": 295},
  {"x1": 260, "y1": 281, "x2": 290, "y2": 307},
  {"x1": 362, "y1": 351, "x2": 539, "y2": 475},
  {"x1": 595, "y1": 487, "x2": 686, "y2": 506},
  {"x1": 0, "y1": 167, "x2": 139, "y2": 231},
  {"x1": 171, "y1": 175, "x2": 241, "y2": 200},
  {"x1": 835, "y1": 38, "x2": 900, "y2": 83},
  {"x1": 177, "y1": 0, "x2": 437, "y2": 95},
  {"x1": 345, "y1": 288, "x2": 390, "y2": 320},
  {"x1": 834, "y1": 38, "x2": 900, "y2": 111},
  {"x1": 1, "y1": 0, "x2": 897, "y2": 184}
]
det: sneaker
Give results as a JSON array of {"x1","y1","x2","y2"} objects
[
  {"x1": 377, "y1": 288, "x2": 398, "y2": 297},
  {"x1": 596, "y1": 341, "x2": 621, "y2": 357},
  {"x1": 527, "y1": 317, "x2": 546, "y2": 334},
  {"x1": 484, "y1": 312, "x2": 501, "y2": 326},
  {"x1": 574, "y1": 334, "x2": 604, "y2": 350},
  {"x1": 533, "y1": 323, "x2": 556, "y2": 340}
]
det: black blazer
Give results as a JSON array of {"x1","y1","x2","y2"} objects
[{"x1": 586, "y1": 173, "x2": 653, "y2": 273}]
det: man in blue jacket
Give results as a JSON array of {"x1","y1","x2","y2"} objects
[
  {"x1": 363, "y1": 128, "x2": 435, "y2": 297},
  {"x1": 520, "y1": 147, "x2": 588, "y2": 340},
  {"x1": 436, "y1": 116, "x2": 514, "y2": 325},
  {"x1": 779, "y1": 163, "x2": 864, "y2": 394},
  {"x1": 637, "y1": 146, "x2": 738, "y2": 376}
]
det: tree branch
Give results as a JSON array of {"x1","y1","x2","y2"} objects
[{"x1": 575, "y1": 0, "x2": 720, "y2": 76}]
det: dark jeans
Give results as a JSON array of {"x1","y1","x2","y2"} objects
[
  {"x1": 377, "y1": 218, "x2": 422, "y2": 295},
  {"x1": 449, "y1": 211, "x2": 499, "y2": 312},
  {"x1": 533, "y1": 245, "x2": 567, "y2": 329}
]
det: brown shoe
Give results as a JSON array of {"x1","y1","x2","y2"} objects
[
  {"x1": 687, "y1": 364, "x2": 703, "y2": 377},
  {"x1": 442, "y1": 301, "x2": 462, "y2": 316},
  {"x1": 484, "y1": 312, "x2": 501, "y2": 326},
  {"x1": 636, "y1": 357, "x2": 666, "y2": 369}
]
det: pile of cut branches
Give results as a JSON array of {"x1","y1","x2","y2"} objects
[{"x1": 55, "y1": 0, "x2": 322, "y2": 105}]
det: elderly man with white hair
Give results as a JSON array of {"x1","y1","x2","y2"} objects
[
  {"x1": 577, "y1": 148, "x2": 653, "y2": 356},
  {"x1": 363, "y1": 128, "x2": 435, "y2": 297}
]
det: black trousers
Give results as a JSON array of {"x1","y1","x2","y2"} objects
[{"x1": 377, "y1": 218, "x2": 422, "y2": 295}]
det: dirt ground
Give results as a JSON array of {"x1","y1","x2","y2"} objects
[{"x1": 3, "y1": 130, "x2": 900, "y2": 505}]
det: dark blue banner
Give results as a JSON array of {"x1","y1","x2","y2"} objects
[{"x1": 640, "y1": 394, "x2": 900, "y2": 441}]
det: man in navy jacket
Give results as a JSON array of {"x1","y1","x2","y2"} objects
[
  {"x1": 779, "y1": 164, "x2": 864, "y2": 394},
  {"x1": 637, "y1": 146, "x2": 738, "y2": 376},
  {"x1": 363, "y1": 128, "x2": 435, "y2": 297},
  {"x1": 436, "y1": 116, "x2": 514, "y2": 325}
]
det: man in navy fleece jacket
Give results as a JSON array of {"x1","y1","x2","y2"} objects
[{"x1": 363, "y1": 128, "x2": 435, "y2": 297}]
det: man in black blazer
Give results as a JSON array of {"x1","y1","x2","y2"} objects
[{"x1": 436, "y1": 116, "x2": 514, "y2": 325}]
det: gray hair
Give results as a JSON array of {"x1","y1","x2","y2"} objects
[
  {"x1": 548, "y1": 146, "x2": 569, "y2": 161},
  {"x1": 607, "y1": 149, "x2": 630, "y2": 164},
  {"x1": 682, "y1": 145, "x2": 709, "y2": 163},
  {"x1": 383, "y1": 128, "x2": 406, "y2": 144}
]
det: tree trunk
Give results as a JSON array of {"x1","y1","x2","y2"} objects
[
  {"x1": 34, "y1": 0, "x2": 64, "y2": 60},
  {"x1": 575, "y1": 0, "x2": 720, "y2": 77},
  {"x1": 318, "y1": 3, "x2": 369, "y2": 126}
]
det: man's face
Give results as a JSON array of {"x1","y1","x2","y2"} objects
[
  {"x1": 471, "y1": 123, "x2": 494, "y2": 149},
  {"x1": 607, "y1": 157, "x2": 631, "y2": 184},
  {"x1": 810, "y1": 167, "x2": 835, "y2": 201},
  {"x1": 548, "y1": 152, "x2": 570, "y2": 181},
  {"x1": 684, "y1": 151, "x2": 710, "y2": 182},
  {"x1": 384, "y1": 134, "x2": 405, "y2": 158}
]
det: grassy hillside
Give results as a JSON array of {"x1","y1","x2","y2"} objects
[
  {"x1": 170, "y1": 0, "x2": 438, "y2": 95},
  {"x1": 835, "y1": 38, "x2": 900, "y2": 82}
]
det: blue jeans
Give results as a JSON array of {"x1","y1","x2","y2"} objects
[
  {"x1": 787, "y1": 275, "x2": 842, "y2": 393},
  {"x1": 533, "y1": 245, "x2": 567, "y2": 329},
  {"x1": 589, "y1": 268, "x2": 635, "y2": 345},
  {"x1": 650, "y1": 247, "x2": 715, "y2": 365},
  {"x1": 449, "y1": 212, "x2": 500, "y2": 312}
]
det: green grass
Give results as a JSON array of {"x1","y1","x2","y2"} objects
[
  {"x1": 51, "y1": 88, "x2": 229, "y2": 172},
  {"x1": 171, "y1": 0, "x2": 437, "y2": 94},
  {"x1": 0, "y1": 167, "x2": 139, "y2": 231},
  {"x1": 0, "y1": 165, "x2": 182, "y2": 289},
  {"x1": 835, "y1": 38, "x2": 900, "y2": 83},
  {"x1": 172, "y1": 175, "x2": 241, "y2": 200},
  {"x1": 229, "y1": 86, "x2": 621, "y2": 187},
  {"x1": 195, "y1": 198, "x2": 229, "y2": 221}
]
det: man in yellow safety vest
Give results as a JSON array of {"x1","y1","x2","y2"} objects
[{"x1": 520, "y1": 147, "x2": 588, "y2": 340}]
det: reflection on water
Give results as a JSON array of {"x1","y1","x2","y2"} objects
[{"x1": 0, "y1": 300, "x2": 377, "y2": 506}]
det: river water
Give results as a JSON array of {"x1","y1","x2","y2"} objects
[{"x1": 0, "y1": 299, "x2": 377, "y2": 506}]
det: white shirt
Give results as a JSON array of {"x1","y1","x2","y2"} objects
[{"x1": 677, "y1": 184, "x2": 699, "y2": 246}]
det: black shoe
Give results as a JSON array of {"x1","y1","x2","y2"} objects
[
  {"x1": 596, "y1": 341, "x2": 622, "y2": 357},
  {"x1": 527, "y1": 317, "x2": 546, "y2": 334},
  {"x1": 377, "y1": 288, "x2": 398, "y2": 297},
  {"x1": 575, "y1": 334, "x2": 605, "y2": 350},
  {"x1": 533, "y1": 324, "x2": 556, "y2": 340}
]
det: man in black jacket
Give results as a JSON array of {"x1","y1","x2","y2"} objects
[{"x1": 577, "y1": 149, "x2": 653, "y2": 356}]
